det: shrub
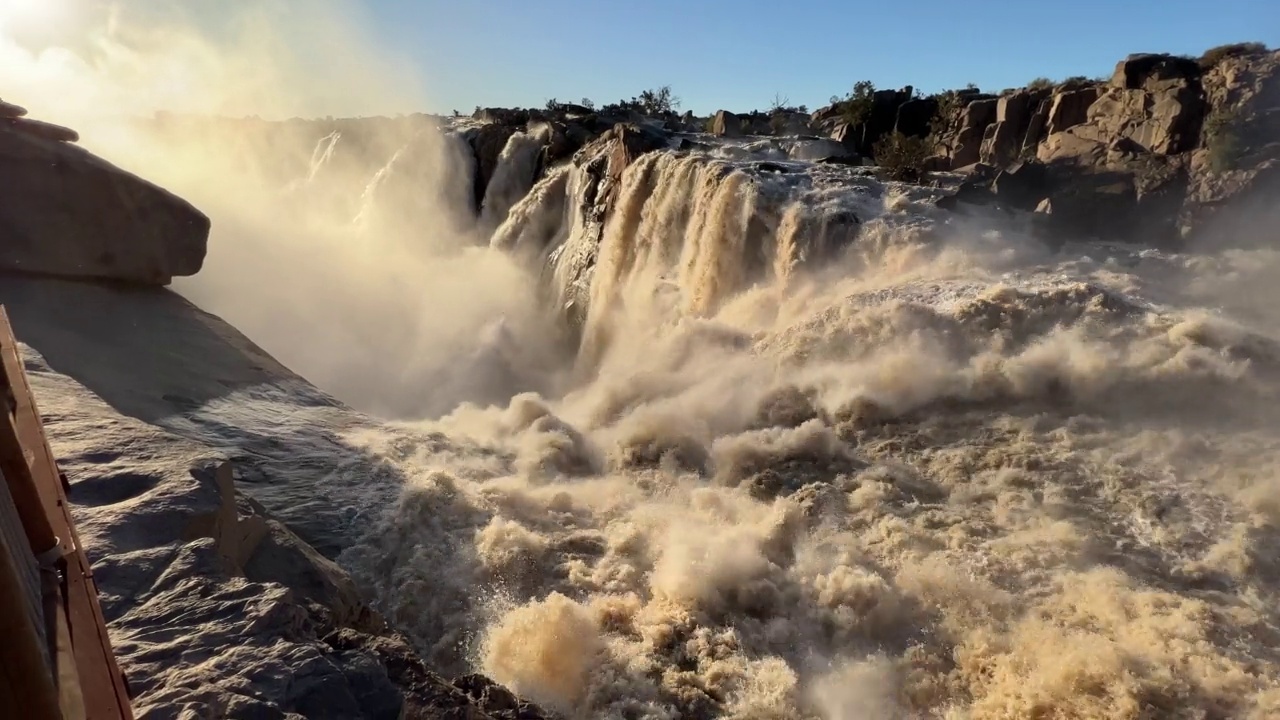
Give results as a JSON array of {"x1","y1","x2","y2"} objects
[
  {"x1": 1199, "y1": 42, "x2": 1268, "y2": 69},
  {"x1": 600, "y1": 86, "x2": 681, "y2": 117},
  {"x1": 873, "y1": 131, "x2": 931, "y2": 182},
  {"x1": 929, "y1": 91, "x2": 962, "y2": 137},
  {"x1": 638, "y1": 86, "x2": 680, "y2": 115},
  {"x1": 839, "y1": 80, "x2": 876, "y2": 126},
  {"x1": 1203, "y1": 107, "x2": 1244, "y2": 172},
  {"x1": 1027, "y1": 77, "x2": 1055, "y2": 91}
]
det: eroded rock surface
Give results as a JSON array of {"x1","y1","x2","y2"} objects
[{"x1": 7, "y1": 277, "x2": 546, "y2": 719}]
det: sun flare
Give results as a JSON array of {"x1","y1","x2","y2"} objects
[{"x1": 0, "y1": 0, "x2": 68, "y2": 31}]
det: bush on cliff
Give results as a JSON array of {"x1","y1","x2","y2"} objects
[
  {"x1": 1199, "y1": 42, "x2": 1269, "y2": 70},
  {"x1": 832, "y1": 80, "x2": 876, "y2": 127},
  {"x1": 873, "y1": 131, "x2": 931, "y2": 182},
  {"x1": 1204, "y1": 107, "x2": 1244, "y2": 172},
  {"x1": 600, "y1": 86, "x2": 681, "y2": 117}
]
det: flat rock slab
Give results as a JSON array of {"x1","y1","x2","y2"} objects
[
  {"x1": 0, "y1": 122, "x2": 209, "y2": 285},
  {"x1": 0, "y1": 99, "x2": 28, "y2": 118},
  {"x1": 5, "y1": 117, "x2": 78, "y2": 143}
]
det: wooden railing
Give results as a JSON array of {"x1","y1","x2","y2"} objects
[{"x1": 0, "y1": 306, "x2": 134, "y2": 720}]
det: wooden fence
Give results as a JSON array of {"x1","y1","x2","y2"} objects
[{"x1": 0, "y1": 306, "x2": 133, "y2": 720}]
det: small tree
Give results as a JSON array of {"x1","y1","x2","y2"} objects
[
  {"x1": 1026, "y1": 77, "x2": 1055, "y2": 91},
  {"x1": 581, "y1": 98, "x2": 595, "y2": 110},
  {"x1": 1204, "y1": 107, "x2": 1244, "y2": 172},
  {"x1": 929, "y1": 91, "x2": 962, "y2": 137},
  {"x1": 873, "y1": 131, "x2": 931, "y2": 182},
  {"x1": 638, "y1": 86, "x2": 680, "y2": 116},
  {"x1": 839, "y1": 80, "x2": 876, "y2": 126}
]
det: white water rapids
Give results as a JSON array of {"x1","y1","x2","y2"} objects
[{"x1": 106, "y1": 118, "x2": 1280, "y2": 718}]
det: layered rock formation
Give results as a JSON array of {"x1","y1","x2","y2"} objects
[
  {"x1": 927, "y1": 48, "x2": 1280, "y2": 246},
  {"x1": 0, "y1": 102, "x2": 210, "y2": 285}
]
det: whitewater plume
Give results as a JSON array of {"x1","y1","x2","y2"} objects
[{"x1": 480, "y1": 124, "x2": 553, "y2": 231}]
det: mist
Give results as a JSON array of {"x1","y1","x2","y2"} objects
[{"x1": 0, "y1": 0, "x2": 567, "y2": 418}]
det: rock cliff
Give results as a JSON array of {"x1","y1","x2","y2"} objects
[{"x1": 809, "y1": 48, "x2": 1278, "y2": 247}]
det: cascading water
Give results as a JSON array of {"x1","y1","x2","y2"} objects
[
  {"x1": 129, "y1": 114, "x2": 1280, "y2": 719},
  {"x1": 480, "y1": 124, "x2": 554, "y2": 232}
]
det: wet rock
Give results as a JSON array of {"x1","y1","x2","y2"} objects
[
  {"x1": 453, "y1": 674, "x2": 550, "y2": 720},
  {"x1": 677, "y1": 137, "x2": 712, "y2": 152},
  {"x1": 0, "y1": 116, "x2": 209, "y2": 284},
  {"x1": 469, "y1": 123, "x2": 521, "y2": 212},
  {"x1": 991, "y1": 160, "x2": 1051, "y2": 211},
  {"x1": 33, "y1": 348, "x2": 539, "y2": 720}
]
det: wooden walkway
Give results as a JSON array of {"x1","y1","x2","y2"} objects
[{"x1": 0, "y1": 306, "x2": 133, "y2": 720}]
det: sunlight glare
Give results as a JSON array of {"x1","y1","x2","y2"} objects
[{"x1": 0, "y1": 0, "x2": 69, "y2": 31}]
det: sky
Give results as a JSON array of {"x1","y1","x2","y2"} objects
[
  {"x1": 0, "y1": 0, "x2": 1277, "y2": 119},
  {"x1": 365, "y1": 0, "x2": 1280, "y2": 115}
]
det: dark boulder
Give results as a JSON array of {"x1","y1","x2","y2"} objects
[
  {"x1": 895, "y1": 97, "x2": 939, "y2": 138},
  {"x1": 0, "y1": 120, "x2": 209, "y2": 285},
  {"x1": 1111, "y1": 53, "x2": 1202, "y2": 90}
]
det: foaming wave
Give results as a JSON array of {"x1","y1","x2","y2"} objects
[{"x1": 340, "y1": 173, "x2": 1280, "y2": 717}]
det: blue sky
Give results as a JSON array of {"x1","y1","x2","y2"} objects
[{"x1": 363, "y1": 0, "x2": 1278, "y2": 115}]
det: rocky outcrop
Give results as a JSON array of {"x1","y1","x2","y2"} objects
[
  {"x1": 896, "y1": 96, "x2": 939, "y2": 138},
  {"x1": 1180, "y1": 49, "x2": 1280, "y2": 245},
  {"x1": 712, "y1": 109, "x2": 742, "y2": 137},
  {"x1": 935, "y1": 47, "x2": 1279, "y2": 248},
  {"x1": 978, "y1": 89, "x2": 1049, "y2": 166},
  {"x1": 951, "y1": 97, "x2": 998, "y2": 168},
  {"x1": 810, "y1": 86, "x2": 930, "y2": 159},
  {"x1": 0, "y1": 107, "x2": 210, "y2": 285}
]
